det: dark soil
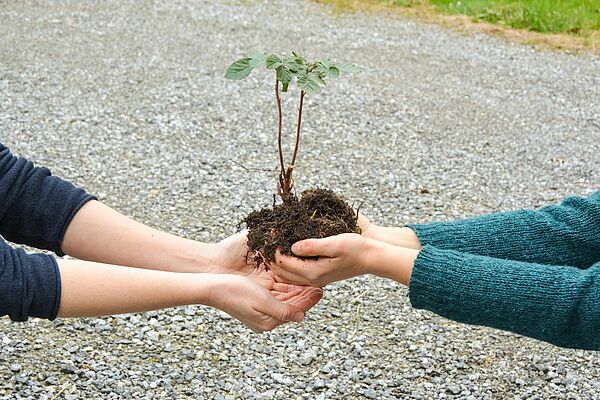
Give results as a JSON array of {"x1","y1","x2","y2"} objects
[{"x1": 242, "y1": 188, "x2": 359, "y2": 268}]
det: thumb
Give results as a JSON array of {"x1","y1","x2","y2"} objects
[{"x1": 291, "y1": 237, "x2": 337, "y2": 257}]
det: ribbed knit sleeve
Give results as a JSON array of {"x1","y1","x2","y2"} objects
[
  {"x1": 409, "y1": 245, "x2": 600, "y2": 350},
  {"x1": 407, "y1": 191, "x2": 600, "y2": 268},
  {"x1": 0, "y1": 239, "x2": 62, "y2": 321},
  {"x1": 0, "y1": 144, "x2": 96, "y2": 256}
]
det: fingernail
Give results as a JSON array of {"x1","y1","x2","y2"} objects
[{"x1": 291, "y1": 243, "x2": 300, "y2": 253}]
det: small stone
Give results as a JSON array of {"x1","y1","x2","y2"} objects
[
  {"x1": 60, "y1": 363, "x2": 77, "y2": 374},
  {"x1": 447, "y1": 385, "x2": 461, "y2": 395}
]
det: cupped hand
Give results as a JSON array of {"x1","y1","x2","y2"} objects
[
  {"x1": 211, "y1": 231, "x2": 324, "y2": 316},
  {"x1": 270, "y1": 233, "x2": 372, "y2": 287},
  {"x1": 207, "y1": 274, "x2": 315, "y2": 332}
]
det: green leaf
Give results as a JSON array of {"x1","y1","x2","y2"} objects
[
  {"x1": 327, "y1": 66, "x2": 340, "y2": 79},
  {"x1": 249, "y1": 53, "x2": 267, "y2": 68},
  {"x1": 266, "y1": 54, "x2": 282, "y2": 69},
  {"x1": 309, "y1": 71, "x2": 326, "y2": 86},
  {"x1": 297, "y1": 74, "x2": 322, "y2": 94},
  {"x1": 276, "y1": 66, "x2": 294, "y2": 92},
  {"x1": 292, "y1": 51, "x2": 305, "y2": 64},
  {"x1": 338, "y1": 63, "x2": 363, "y2": 74},
  {"x1": 281, "y1": 56, "x2": 301, "y2": 73},
  {"x1": 320, "y1": 59, "x2": 332, "y2": 69},
  {"x1": 313, "y1": 62, "x2": 328, "y2": 76},
  {"x1": 224, "y1": 58, "x2": 253, "y2": 80}
]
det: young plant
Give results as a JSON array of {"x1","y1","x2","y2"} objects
[{"x1": 225, "y1": 52, "x2": 361, "y2": 203}]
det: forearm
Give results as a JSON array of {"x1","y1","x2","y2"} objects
[
  {"x1": 406, "y1": 191, "x2": 600, "y2": 268},
  {"x1": 62, "y1": 200, "x2": 217, "y2": 273},
  {"x1": 57, "y1": 258, "x2": 216, "y2": 317},
  {"x1": 409, "y1": 246, "x2": 600, "y2": 350},
  {"x1": 365, "y1": 238, "x2": 419, "y2": 286}
]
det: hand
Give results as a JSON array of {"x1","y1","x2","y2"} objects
[
  {"x1": 271, "y1": 233, "x2": 372, "y2": 287},
  {"x1": 205, "y1": 274, "x2": 315, "y2": 333},
  {"x1": 211, "y1": 231, "x2": 324, "y2": 315},
  {"x1": 357, "y1": 212, "x2": 421, "y2": 249}
]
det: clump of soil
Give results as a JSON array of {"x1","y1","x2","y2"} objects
[{"x1": 243, "y1": 188, "x2": 358, "y2": 268}]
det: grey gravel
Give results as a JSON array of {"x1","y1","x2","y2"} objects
[{"x1": 1, "y1": 0, "x2": 600, "y2": 399}]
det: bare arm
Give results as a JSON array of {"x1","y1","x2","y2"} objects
[
  {"x1": 57, "y1": 258, "x2": 308, "y2": 332},
  {"x1": 61, "y1": 200, "x2": 218, "y2": 273},
  {"x1": 358, "y1": 213, "x2": 421, "y2": 250}
]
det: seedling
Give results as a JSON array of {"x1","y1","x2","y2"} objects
[
  {"x1": 225, "y1": 52, "x2": 362, "y2": 266},
  {"x1": 225, "y1": 52, "x2": 361, "y2": 203}
]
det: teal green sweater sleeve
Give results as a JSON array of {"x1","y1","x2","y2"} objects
[
  {"x1": 409, "y1": 246, "x2": 600, "y2": 350},
  {"x1": 407, "y1": 191, "x2": 600, "y2": 268}
]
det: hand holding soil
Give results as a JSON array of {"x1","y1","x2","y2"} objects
[{"x1": 271, "y1": 214, "x2": 423, "y2": 287}]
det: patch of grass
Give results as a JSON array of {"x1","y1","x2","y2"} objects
[
  {"x1": 319, "y1": 0, "x2": 600, "y2": 54},
  {"x1": 336, "y1": 0, "x2": 600, "y2": 35},
  {"x1": 426, "y1": 0, "x2": 600, "y2": 35}
]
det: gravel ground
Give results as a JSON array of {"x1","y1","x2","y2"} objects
[{"x1": 1, "y1": 0, "x2": 600, "y2": 398}]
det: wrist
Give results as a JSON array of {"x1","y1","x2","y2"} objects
[
  {"x1": 193, "y1": 273, "x2": 227, "y2": 307},
  {"x1": 363, "y1": 238, "x2": 387, "y2": 277},
  {"x1": 172, "y1": 240, "x2": 221, "y2": 273},
  {"x1": 364, "y1": 239, "x2": 419, "y2": 286},
  {"x1": 364, "y1": 225, "x2": 421, "y2": 249}
]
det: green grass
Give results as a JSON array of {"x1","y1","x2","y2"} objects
[{"x1": 384, "y1": 0, "x2": 600, "y2": 34}]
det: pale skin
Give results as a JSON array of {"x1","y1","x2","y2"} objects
[
  {"x1": 271, "y1": 214, "x2": 422, "y2": 288},
  {"x1": 57, "y1": 200, "x2": 323, "y2": 332}
]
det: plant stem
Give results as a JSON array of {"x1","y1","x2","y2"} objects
[
  {"x1": 275, "y1": 79, "x2": 285, "y2": 193},
  {"x1": 290, "y1": 90, "x2": 305, "y2": 170}
]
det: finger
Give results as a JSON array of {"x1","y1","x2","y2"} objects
[
  {"x1": 284, "y1": 287, "x2": 323, "y2": 311},
  {"x1": 272, "y1": 282, "x2": 302, "y2": 292},
  {"x1": 258, "y1": 293, "x2": 305, "y2": 323},
  {"x1": 275, "y1": 249, "x2": 335, "y2": 283},
  {"x1": 272, "y1": 288, "x2": 303, "y2": 302},
  {"x1": 270, "y1": 262, "x2": 312, "y2": 286},
  {"x1": 290, "y1": 236, "x2": 340, "y2": 257}
]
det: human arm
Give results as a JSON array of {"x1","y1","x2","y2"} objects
[
  {"x1": 408, "y1": 247, "x2": 600, "y2": 350},
  {"x1": 275, "y1": 233, "x2": 600, "y2": 350},
  {"x1": 57, "y1": 259, "x2": 310, "y2": 333},
  {"x1": 0, "y1": 236, "x2": 321, "y2": 332},
  {"x1": 363, "y1": 191, "x2": 600, "y2": 268},
  {"x1": 61, "y1": 200, "x2": 221, "y2": 273},
  {"x1": 0, "y1": 144, "x2": 233, "y2": 273},
  {"x1": 0, "y1": 143, "x2": 298, "y2": 278}
]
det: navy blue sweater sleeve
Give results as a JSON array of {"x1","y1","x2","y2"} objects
[
  {"x1": 0, "y1": 143, "x2": 95, "y2": 321},
  {"x1": 0, "y1": 239, "x2": 62, "y2": 321},
  {"x1": 0, "y1": 144, "x2": 96, "y2": 256}
]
